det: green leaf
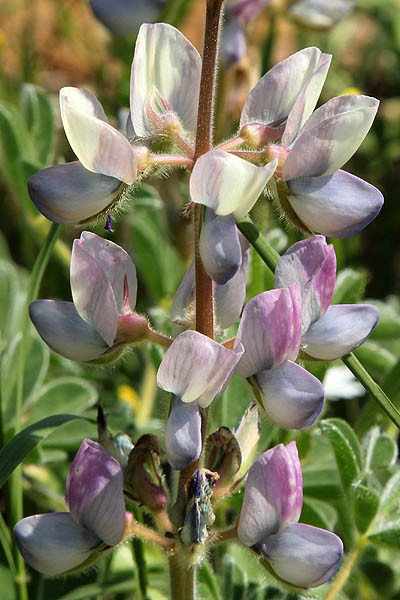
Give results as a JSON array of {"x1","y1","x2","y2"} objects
[
  {"x1": 368, "y1": 516, "x2": 400, "y2": 550},
  {"x1": 362, "y1": 426, "x2": 397, "y2": 472},
  {"x1": 198, "y1": 562, "x2": 222, "y2": 600},
  {"x1": 0, "y1": 103, "x2": 32, "y2": 205},
  {"x1": 301, "y1": 497, "x2": 338, "y2": 530},
  {"x1": 25, "y1": 377, "x2": 98, "y2": 425},
  {"x1": 353, "y1": 483, "x2": 380, "y2": 533},
  {"x1": 320, "y1": 418, "x2": 362, "y2": 498},
  {"x1": 332, "y1": 268, "x2": 367, "y2": 304},
  {"x1": 354, "y1": 342, "x2": 396, "y2": 380},
  {"x1": 368, "y1": 300, "x2": 400, "y2": 340},
  {"x1": 0, "y1": 414, "x2": 84, "y2": 488},
  {"x1": 380, "y1": 471, "x2": 400, "y2": 515}
]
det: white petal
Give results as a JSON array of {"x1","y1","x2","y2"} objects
[
  {"x1": 165, "y1": 398, "x2": 202, "y2": 470},
  {"x1": 287, "y1": 170, "x2": 384, "y2": 238},
  {"x1": 190, "y1": 150, "x2": 277, "y2": 218},
  {"x1": 130, "y1": 23, "x2": 201, "y2": 136},
  {"x1": 240, "y1": 48, "x2": 329, "y2": 130},
  {"x1": 283, "y1": 95, "x2": 379, "y2": 179},
  {"x1": 60, "y1": 87, "x2": 137, "y2": 184},
  {"x1": 302, "y1": 304, "x2": 379, "y2": 360},
  {"x1": 28, "y1": 161, "x2": 122, "y2": 224},
  {"x1": 256, "y1": 360, "x2": 325, "y2": 429},
  {"x1": 157, "y1": 330, "x2": 242, "y2": 408},
  {"x1": 29, "y1": 300, "x2": 109, "y2": 361},
  {"x1": 261, "y1": 522, "x2": 343, "y2": 588},
  {"x1": 71, "y1": 240, "x2": 118, "y2": 346},
  {"x1": 14, "y1": 513, "x2": 100, "y2": 576}
]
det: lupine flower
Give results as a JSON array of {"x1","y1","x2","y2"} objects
[
  {"x1": 289, "y1": 0, "x2": 354, "y2": 30},
  {"x1": 157, "y1": 331, "x2": 243, "y2": 469},
  {"x1": 14, "y1": 440, "x2": 126, "y2": 576},
  {"x1": 238, "y1": 442, "x2": 343, "y2": 588},
  {"x1": 234, "y1": 285, "x2": 325, "y2": 429},
  {"x1": 30, "y1": 232, "x2": 148, "y2": 362},
  {"x1": 274, "y1": 236, "x2": 379, "y2": 360},
  {"x1": 89, "y1": 0, "x2": 166, "y2": 37},
  {"x1": 171, "y1": 233, "x2": 250, "y2": 330}
]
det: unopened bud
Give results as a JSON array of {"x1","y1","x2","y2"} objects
[
  {"x1": 125, "y1": 434, "x2": 168, "y2": 510},
  {"x1": 145, "y1": 87, "x2": 183, "y2": 137},
  {"x1": 241, "y1": 120, "x2": 286, "y2": 149},
  {"x1": 117, "y1": 313, "x2": 149, "y2": 343}
]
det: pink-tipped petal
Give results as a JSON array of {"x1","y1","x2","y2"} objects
[
  {"x1": 75, "y1": 232, "x2": 137, "y2": 313},
  {"x1": 66, "y1": 439, "x2": 125, "y2": 547},
  {"x1": 14, "y1": 513, "x2": 100, "y2": 576},
  {"x1": 165, "y1": 397, "x2": 202, "y2": 470},
  {"x1": 71, "y1": 239, "x2": 119, "y2": 346},
  {"x1": 199, "y1": 209, "x2": 242, "y2": 284},
  {"x1": 28, "y1": 162, "x2": 122, "y2": 224},
  {"x1": 29, "y1": 300, "x2": 109, "y2": 361},
  {"x1": 240, "y1": 47, "x2": 330, "y2": 131},
  {"x1": 190, "y1": 150, "x2": 277, "y2": 218},
  {"x1": 260, "y1": 522, "x2": 343, "y2": 588},
  {"x1": 235, "y1": 286, "x2": 302, "y2": 377},
  {"x1": 283, "y1": 95, "x2": 379, "y2": 179},
  {"x1": 256, "y1": 360, "x2": 325, "y2": 429},
  {"x1": 287, "y1": 170, "x2": 384, "y2": 238},
  {"x1": 60, "y1": 87, "x2": 137, "y2": 184},
  {"x1": 157, "y1": 330, "x2": 242, "y2": 408},
  {"x1": 302, "y1": 304, "x2": 379, "y2": 360},
  {"x1": 275, "y1": 236, "x2": 336, "y2": 332},
  {"x1": 238, "y1": 443, "x2": 303, "y2": 546},
  {"x1": 130, "y1": 23, "x2": 201, "y2": 136}
]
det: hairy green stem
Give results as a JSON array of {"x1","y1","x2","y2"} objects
[
  {"x1": 325, "y1": 538, "x2": 366, "y2": 600},
  {"x1": 8, "y1": 222, "x2": 61, "y2": 600},
  {"x1": 237, "y1": 216, "x2": 400, "y2": 429}
]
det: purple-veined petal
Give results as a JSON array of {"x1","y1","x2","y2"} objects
[
  {"x1": 259, "y1": 522, "x2": 343, "y2": 588},
  {"x1": 240, "y1": 47, "x2": 330, "y2": 130},
  {"x1": 60, "y1": 87, "x2": 137, "y2": 184},
  {"x1": 302, "y1": 304, "x2": 379, "y2": 360},
  {"x1": 275, "y1": 236, "x2": 336, "y2": 332},
  {"x1": 255, "y1": 360, "x2": 325, "y2": 429},
  {"x1": 14, "y1": 512, "x2": 100, "y2": 576},
  {"x1": 29, "y1": 300, "x2": 109, "y2": 361},
  {"x1": 287, "y1": 170, "x2": 384, "y2": 238},
  {"x1": 283, "y1": 95, "x2": 379, "y2": 179},
  {"x1": 74, "y1": 232, "x2": 137, "y2": 313},
  {"x1": 235, "y1": 285, "x2": 302, "y2": 377},
  {"x1": 200, "y1": 209, "x2": 242, "y2": 284},
  {"x1": 282, "y1": 52, "x2": 331, "y2": 147},
  {"x1": 71, "y1": 239, "x2": 119, "y2": 347},
  {"x1": 237, "y1": 442, "x2": 303, "y2": 546},
  {"x1": 165, "y1": 397, "x2": 202, "y2": 470},
  {"x1": 157, "y1": 330, "x2": 242, "y2": 408},
  {"x1": 190, "y1": 150, "x2": 277, "y2": 218},
  {"x1": 214, "y1": 234, "x2": 250, "y2": 329},
  {"x1": 130, "y1": 23, "x2": 201, "y2": 136},
  {"x1": 28, "y1": 161, "x2": 122, "y2": 224},
  {"x1": 66, "y1": 439, "x2": 125, "y2": 547},
  {"x1": 89, "y1": 0, "x2": 162, "y2": 37}
]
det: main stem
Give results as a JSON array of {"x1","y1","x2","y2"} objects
[{"x1": 171, "y1": 2, "x2": 224, "y2": 599}]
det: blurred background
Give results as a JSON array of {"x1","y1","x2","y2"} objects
[{"x1": 1, "y1": 1, "x2": 400, "y2": 598}]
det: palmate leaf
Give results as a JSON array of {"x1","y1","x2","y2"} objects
[
  {"x1": 0, "y1": 414, "x2": 88, "y2": 489},
  {"x1": 353, "y1": 482, "x2": 380, "y2": 533},
  {"x1": 332, "y1": 268, "x2": 367, "y2": 305},
  {"x1": 362, "y1": 426, "x2": 398, "y2": 472}
]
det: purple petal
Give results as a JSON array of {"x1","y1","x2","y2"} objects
[
  {"x1": 71, "y1": 239, "x2": 118, "y2": 347},
  {"x1": 221, "y1": 20, "x2": 247, "y2": 68},
  {"x1": 283, "y1": 95, "x2": 379, "y2": 179},
  {"x1": 287, "y1": 170, "x2": 384, "y2": 238},
  {"x1": 157, "y1": 330, "x2": 242, "y2": 408},
  {"x1": 214, "y1": 234, "x2": 250, "y2": 329},
  {"x1": 302, "y1": 304, "x2": 379, "y2": 360},
  {"x1": 14, "y1": 513, "x2": 100, "y2": 576},
  {"x1": 170, "y1": 262, "x2": 195, "y2": 327},
  {"x1": 28, "y1": 162, "x2": 122, "y2": 224},
  {"x1": 66, "y1": 439, "x2": 125, "y2": 547},
  {"x1": 89, "y1": 0, "x2": 161, "y2": 37},
  {"x1": 275, "y1": 236, "x2": 336, "y2": 332},
  {"x1": 260, "y1": 522, "x2": 343, "y2": 588},
  {"x1": 289, "y1": 0, "x2": 354, "y2": 29},
  {"x1": 200, "y1": 209, "x2": 242, "y2": 284},
  {"x1": 256, "y1": 360, "x2": 325, "y2": 429},
  {"x1": 240, "y1": 47, "x2": 330, "y2": 131},
  {"x1": 60, "y1": 87, "x2": 137, "y2": 184},
  {"x1": 29, "y1": 300, "x2": 109, "y2": 361},
  {"x1": 235, "y1": 285, "x2": 302, "y2": 377},
  {"x1": 165, "y1": 397, "x2": 202, "y2": 470},
  {"x1": 130, "y1": 23, "x2": 201, "y2": 136},
  {"x1": 238, "y1": 442, "x2": 303, "y2": 546},
  {"x1": 73, "y1": 232, "x2": 137, "y2": 313}
]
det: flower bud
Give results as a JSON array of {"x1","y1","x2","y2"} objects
[{"x1": 125, "y1": 434, "x2": 168, "y2": 510}]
